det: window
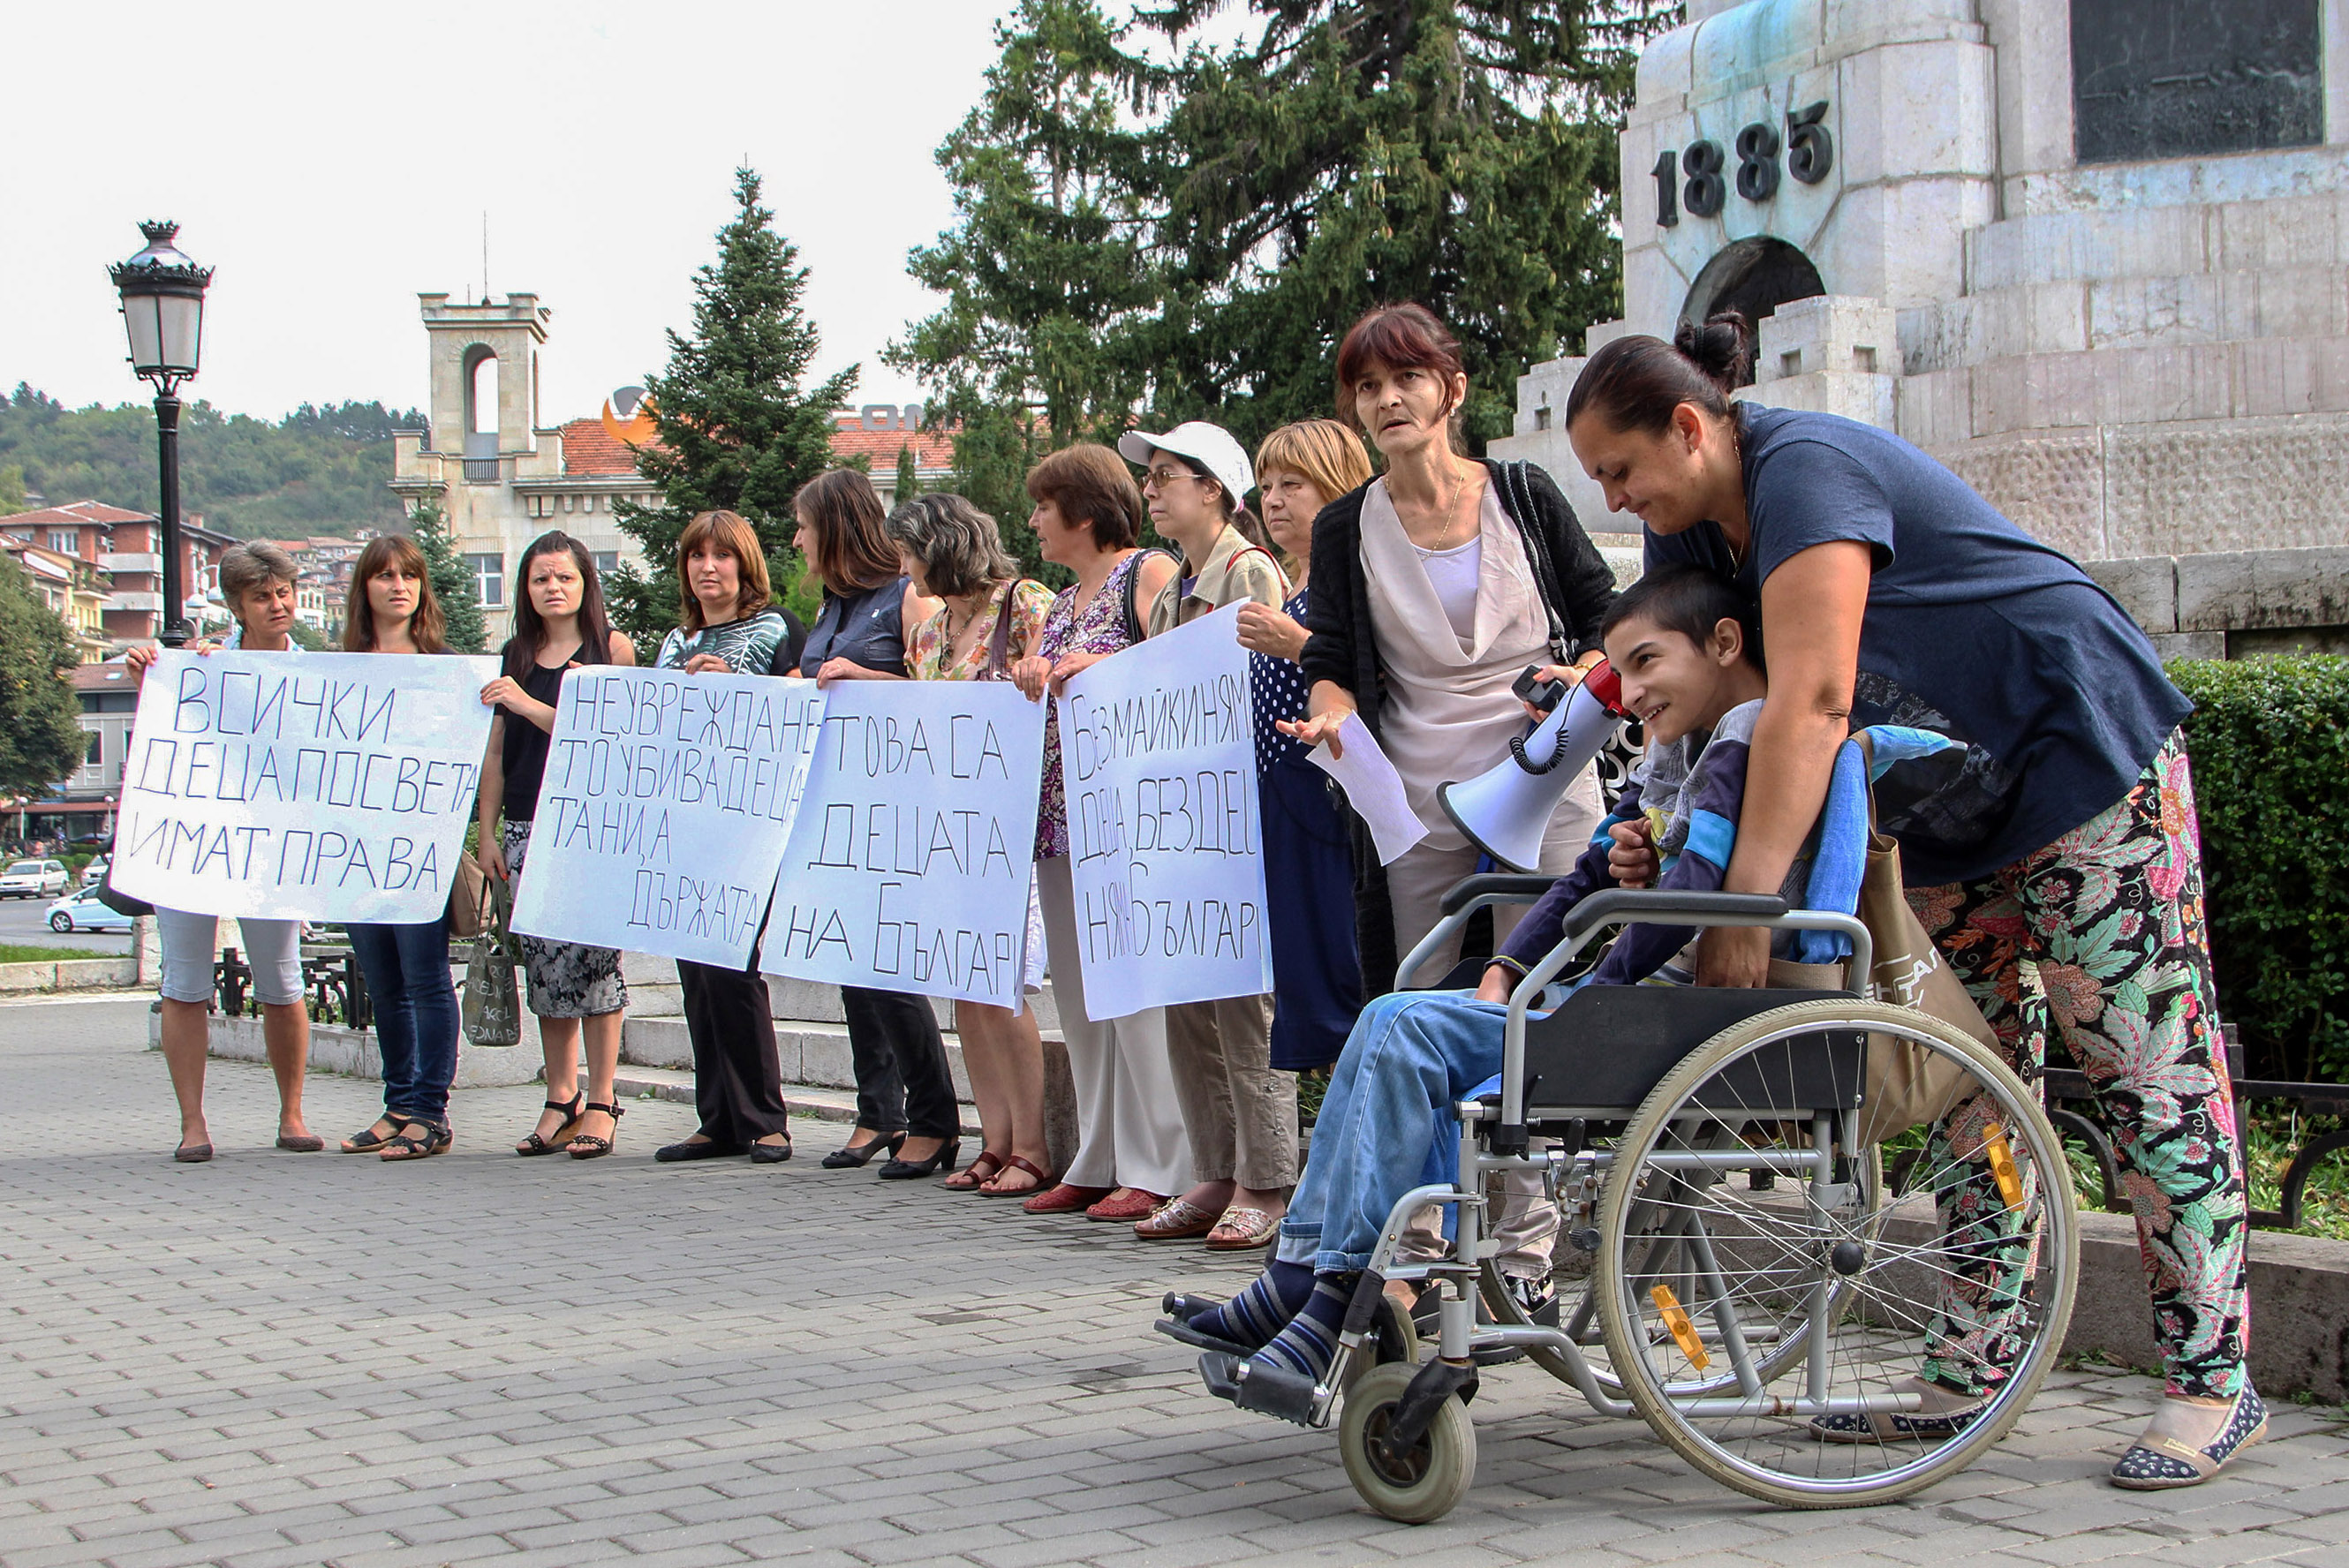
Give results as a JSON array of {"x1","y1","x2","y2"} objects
[
  {"x1": 593, "y1": 552, "x2": 620, "y2": 577},
  {"x1": 49, "y1": 530, "x2": 77, "y2": 554},
  {"x1": 85, "y1": 732, "x2": 102, "y2": 765},
  {"x1": 465, "y1": 553, "x2": 504, "y2": 609}
]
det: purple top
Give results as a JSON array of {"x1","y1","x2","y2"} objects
[{"x1": 1034, "y1": 551, "x2": 1150, "y2": 861}]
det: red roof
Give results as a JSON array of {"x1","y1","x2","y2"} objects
[
  {"x1": 556, "y1": 417, "x2": 651, "y2": 478},
  {"x1": 73, "y1": 662, "x2": 139, "y2": 692},
  {"x1": 0, "y1": 500, "x2": 153, "y2": 528},
  {"x1": 828, "y1": 417, "x2": 957, "y2": 472}
]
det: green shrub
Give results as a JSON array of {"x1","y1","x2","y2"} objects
[{"x1": 2172, "y1": 655, "x2": 2349, "y2": 1083}]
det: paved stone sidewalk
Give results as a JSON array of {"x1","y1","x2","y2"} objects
[{"x1": 2, "y1": 997, "x2": 2345, "y2": 1568}]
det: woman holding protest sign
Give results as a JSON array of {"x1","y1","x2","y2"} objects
[
  {"x1": 337, "y1": 534, "x2": 465, "y2": 1162},
  {"x1": 1009, "y1": 445, "x2": 1188, "y2": 1221},
  {"x1": 1115, "y1": 423, "x2": 1298, "y2": 1247},
  {"x1": 1235, "y1": 419, "x2": 1372, "y2": 1094},
  {"x1": 887, "y1": 493, "x2": 1058, "y2": 1195},
  {"x1": 123, "y1": 542, "x2": 318, "y2": 1163},
  {"x1": 653, "y1": 509, "x2": 802, "y2": 1165},
  {"x1": 476, "y1": 531, "x2": 638, "y2": 1160},
  {"x1": 793, "y1": 471, "x2": 960, "y2": 1180}
]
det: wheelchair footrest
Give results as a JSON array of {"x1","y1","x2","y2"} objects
[{"x1": 1197, "y1": 1352, "x2": 1321, "y2": 1427}]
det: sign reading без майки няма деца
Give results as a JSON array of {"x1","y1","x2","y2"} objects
[{"x1": 111, "y1": 650, "x2": 498, "y2": 923}]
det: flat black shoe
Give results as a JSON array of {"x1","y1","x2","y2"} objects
[
  {"x1": 878, "y1": 1139, "x2": 961, "y2": 1180},
  {"x1": 821, "y1": 1131, "x2": 903, "y2": 1169},
  {"x1": 750, "y1": 1138, "x2": 793, "y2": 1165},
  {"x1": 655, "y1": 1138, "x2": 745, "y2": 1163}
]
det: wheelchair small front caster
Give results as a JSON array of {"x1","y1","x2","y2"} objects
[{"x1": 1339, "y1": 1361, "x2": 1477, "y2": 1524}]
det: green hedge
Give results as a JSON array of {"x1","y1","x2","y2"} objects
[{"x1": 2172, "y1": 656, "x2": 2349, "y2": 1083}]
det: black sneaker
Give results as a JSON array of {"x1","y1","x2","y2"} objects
[{"x1": 1507, "y1": 1272, "x2": 1560, "y2": 1327}]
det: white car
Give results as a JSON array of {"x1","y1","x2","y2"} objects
[
  {"x1": 80, "y1": 856, "x2": 109, "y2": 888},
  {"x1": 45, "y1": 886, "x2": 135, "y2": 933},
  {"x1": 0, "y1": 859, "x2": 68, "y2": 899}
]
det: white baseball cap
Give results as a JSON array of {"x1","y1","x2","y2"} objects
[{"x1": 1118, "y1": 421, "x2": 1254, "y2": 509}]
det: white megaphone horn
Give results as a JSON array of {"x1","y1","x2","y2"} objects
[{"x1": 1437, "y1": 660, "x2": 1628, "y2": 873}]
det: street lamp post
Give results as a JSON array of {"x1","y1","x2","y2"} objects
[{"x1": 109, "y1": 222, "x2": 213, "y2": 649}]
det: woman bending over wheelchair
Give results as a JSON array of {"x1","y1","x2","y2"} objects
[{"x1": 1169, "y1": 567, "x2": 1786, "y2": 1395}]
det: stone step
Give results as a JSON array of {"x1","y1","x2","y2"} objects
[
  {"x1": 1965, "y1": 189, "x2": 2349, "y2": 293},
  {"x1": 612, "y1": 1065, "x2": 986, "y2": 1138},
  {"x1": 617, "y1": 949, "x2": 1062, "y2": 1032},
  {"x1": 1898, "y1": 266, "x2": 2349, "y2": 377}
]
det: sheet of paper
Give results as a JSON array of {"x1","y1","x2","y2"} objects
[
  {"x1": 763, "y1": 680, "x2": 1047, "y2": 1011},
  {"x1": 1308, "y1": 712, "x2": 1429, "y2": 866},
  {"x1": 1055, "y1": 601, "x2": 1273, "y2": 1020},
  {"x1": 111, "y1": 649, "x2": 499, "y2": 923},
  {"x1": 509, "y1": 667, "x2": 824, "y2": 969}
]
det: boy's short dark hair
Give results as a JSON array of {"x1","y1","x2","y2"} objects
[{"x1": 1600, "y1": 563, "x2": 1763, "y2": 670}]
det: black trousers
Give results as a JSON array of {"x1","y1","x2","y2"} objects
[
  {"x1": 840, "y1": 986, "x2": 958, "y2": 1140},
  {"x1": 678, "y1": 958, "x2": 789, "y2": 1145}
]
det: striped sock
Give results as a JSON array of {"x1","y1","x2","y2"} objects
[
  {"x1": 1189, "y1": 1260, "x2": 1313, "y2": 1351},
  {"x1": 1247, "y1": 1277, "x2": 1354, "y2": 1383}
]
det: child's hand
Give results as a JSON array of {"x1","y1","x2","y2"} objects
[{"x1": 1606, "y1": 818, "x2": 1658, "y2": 886}]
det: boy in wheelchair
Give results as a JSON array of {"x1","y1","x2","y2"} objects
[{"x1": 1167, "y1": 564, "x2": 1840, "y2": 1406}]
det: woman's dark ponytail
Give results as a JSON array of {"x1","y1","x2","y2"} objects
[{"x1": 1566, "y1": 310, "x2": 1752, "y2": 436}]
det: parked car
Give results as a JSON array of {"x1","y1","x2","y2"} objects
[
  {"x1": 79, "y1": 856, "x2": 109, "y2": 888},
  {"x1": 0, "y1": 860, "x2": 69, "y2": 899},
  {"x1": 45, "y1": 886, "x2": 135, "y2": 933}
]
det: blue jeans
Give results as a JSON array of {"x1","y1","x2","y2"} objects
[
  {"x1": 1276, "y1": 991, "x2": 1508, "y2": 1274},
  {"x1": 347, "y1": 918, "x2": 459, "y2": 1124}
]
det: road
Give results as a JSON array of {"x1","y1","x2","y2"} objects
[
  {"x1": 0, "y1": 886, "x2": 130, "y2": 954},
  {"x1": 0, "y1": 996, "x2": 2343, "y2": 1568}
]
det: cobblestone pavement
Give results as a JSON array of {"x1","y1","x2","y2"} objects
[{"x1": 3, "y1": 997, "x2": 2345, "y2": 1568}]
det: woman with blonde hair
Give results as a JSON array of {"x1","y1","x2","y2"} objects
[
  {"x1": 790, "y1": 470, "x2": 957, "y2": 1179},
  {"x1": 336, "y1": 533, "x2": 466, "y2": 1161},
  {"x1": 653, "y1": 509, "x2": 803, "y2": 1165},
  {"x1": 122, "y1": 542, "x2": 317, "y2": 1161},
  {"x1": 477, "y1": 531, "x2": 639, "y2": 1159}
]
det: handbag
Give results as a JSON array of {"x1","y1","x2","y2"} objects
[
  {"x1": 446, "y1": 847, "x2": 490, "y2": 939},
  {"x1": 94, "y1": 856, "x2": 154, "y2": 918},
  {"x1": 977, "y1": 581, "x2": 1020, "y2": 680},
  {"x1": 459, "y1": 874, "x2": 523, "y2": 1048}
]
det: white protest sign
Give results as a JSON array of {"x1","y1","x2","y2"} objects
[
  {"x1": 112, "y1": 650, "x2": 497, "y2": 923},
  {"x1": 763, "y1": 681, "x2": 1046, "y2": 1010},
  {"x1": 509, "y1": 667, "x2": 824, "y2": 969},
  {"x1": 1056, "y1": 601, "x2": 1271, "y2": 1020}
]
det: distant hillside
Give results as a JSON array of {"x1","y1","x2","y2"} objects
[{"x1": 0, "y1": 383, "x2": 426, "y2": 537}]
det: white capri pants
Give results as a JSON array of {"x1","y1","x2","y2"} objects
[{"x1": 155, "y1": 907, "x2": 304, "y2": 1006}]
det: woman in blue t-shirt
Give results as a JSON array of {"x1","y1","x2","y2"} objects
[{"x1": 1560, "y1": 315, "x2": 2257, "y2": 1491}]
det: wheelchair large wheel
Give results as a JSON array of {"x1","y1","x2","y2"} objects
[
  {"x1": 1338, "y1": 1361, "x2": 1477, "y2": 1524},
  {"x1": 1596, "y1": 1000, "x2": 2076, "y2": 1509}
]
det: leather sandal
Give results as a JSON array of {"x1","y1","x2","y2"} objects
[
  {"x1": 340, "y1": 1118, "x2": 401, "y2": 1154},
  {"x1": 1134, "y1": 1197, "x2": 1224, "y2": 1240},
  {"x1": 978, "y1": 1155, "x2": 1054, "y2": 1197},
  {"x1": 942, "y1": 1150, "x2": 1008, "y2": 1191},
  {"x1": 1205, "y1": 1206, "x2": 1280, "y2": 1250},
  {"x1": 516, "y1": 1091, "x2": 585, "y2": 1157},
  {"x1": 379, "y1": 1118, "x2": 451, "y2": 1162},
  {"x1": 566, "y1": 1102, "x2": 624, "y2": 1160}
]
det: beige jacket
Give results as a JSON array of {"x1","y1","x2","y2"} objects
[{"x1": 1145, "y1": 524, "x2": 1289, "y2": 637}]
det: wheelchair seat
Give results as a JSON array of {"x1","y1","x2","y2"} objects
[{"x1": 1517, "y1": 984, "x2": 1864, "y2": 1120}]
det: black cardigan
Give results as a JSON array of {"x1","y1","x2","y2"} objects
[{"x1": 1298, "y1": 458, "x2": 1619, "y2": 993}]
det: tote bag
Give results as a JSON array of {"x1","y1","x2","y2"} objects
[{"x1": 460, "y1": 875, "x2": 523, "y2": 1048}]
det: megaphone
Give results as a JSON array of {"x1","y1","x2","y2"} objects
[{"x1": 1437, "y1": 660, "x2": 1628, "y2": 873}]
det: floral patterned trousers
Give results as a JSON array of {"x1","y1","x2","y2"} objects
[{"x1": 1909, "y1": 728, "x2": 2250, "y2": 1401}]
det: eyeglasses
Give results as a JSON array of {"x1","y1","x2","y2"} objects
[{"x1": 1143, "y1": 465, "x2": 1201, "y2": 490}]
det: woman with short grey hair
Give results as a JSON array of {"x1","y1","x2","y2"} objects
[{"x1": 122, "y1": 542, "x2": 317, "y2": 1162}]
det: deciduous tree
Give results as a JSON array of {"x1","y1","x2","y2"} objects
[{"x1": 0, "y1": 554, "x2": 88, "y2": 800}]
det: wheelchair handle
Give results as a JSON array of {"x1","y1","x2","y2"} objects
[
  {"x1": 1556, "y1": 888, "x2": 1787, "y2": 939},
  {"x1": 1439, "y1": 873, "x2": 1560, "y2": 916}
]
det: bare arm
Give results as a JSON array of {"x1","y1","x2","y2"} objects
[
  {"x1": 476, "y1": 715, "x2": 510, "y2": 878},
  {"x1": 1136, "y1": 553, "x2": 1180, "y2": 614},
  {"x1": 1696, "y1": 539, "x2": 1873, "y2": 987},
  {"x1": 608, "y1": 629, "x2": 638, "y2": 667}
]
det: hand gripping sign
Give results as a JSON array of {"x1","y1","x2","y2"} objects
[
  {"x1": 1054, "y1": 601, "x2": 1273, "y2": 1020},
  {"x1": 763, "y1": 680, "x2": 1047, "y2": 1011},
  {"x1": 111, "y1": 650, "x2": 498, "y2": 923},
  {"x1": 510, "y1": 666, "x2": 825, "y2": 969}
]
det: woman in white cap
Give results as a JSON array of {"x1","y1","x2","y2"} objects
[{"x1": 1114, "y1": 421, "x2": 1298, "y2": 1247}]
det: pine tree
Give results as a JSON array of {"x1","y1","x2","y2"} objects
[
  {"x1": 407, "y1": 499, "x2": 487, "y2": 654},
  {"x1": 0, "y1": 554, "x2": 88, "y2": 800},
  {"x1": 1132, "y1": 1, "x2": 1673, "y2": 450},
  {"x1": 609, "y1": 168, "x2": 856, "y2": 654},
  {"x1": 892, "y1": 442, "x2": 920, "y2": 509}
]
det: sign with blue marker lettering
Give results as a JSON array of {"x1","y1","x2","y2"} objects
[
  {"x1": 763, "y1": 681, "x2": 1047, "y2": 1010},
  {"x1": 112, "y1": 650, "x2": 499, "y2": 922},
  {"x1": 1055, "y1": 602, "x2": 1271, "y2": 1020},
  {"x1": 510, "y1": 667, "x2": 826, "y2": 968}
]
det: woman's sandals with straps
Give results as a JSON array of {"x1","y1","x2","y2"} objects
[
  {"x1": 1205, "y1": 1206, "x2": 1280, "y2": 1251},
  {"x1": 566, "y1": 1102, "x2": 624, "y2": 1160},
  {"x1": 2111, "y1": 1388, "x2": 2268, "y2": 1490},
  {"x1": 941, "y1": 1150, "x2": 1008, "y2": 1192},
  {"x1": 978, "y1": 1155, "x2": 1054, "y2": 1198},
  {"x1": 516, "y1": 1092, "x2": 585, "y2": 1157},
  {"x1": 1809, "y1": 1377, "x2": 1985, "y2": 1443},
  {"x1": 379, "y1": 1119, "x2": 452, "y2": 1162},
  {"x1": 1134, "y1": 1197, "x2": 1223, "y2": 1240}
]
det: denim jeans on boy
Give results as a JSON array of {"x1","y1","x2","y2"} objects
[
  {"x1": 1276, "y1": 991, "x2": 1517, "y2": 1275},
  {"x1": 347, "y1": 917, "x2": 460, "y2": 1125}
]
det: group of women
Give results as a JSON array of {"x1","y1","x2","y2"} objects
[{"x1": 133, "y1": 295, "x2": 2262, "y2": 1488}]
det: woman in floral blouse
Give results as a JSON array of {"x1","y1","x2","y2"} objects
[
  {"x1": 887, "y1": 493, "x2": 1057, "y2": 1196},
  {"x1": 1008, "y1": 446, "x2": 1190, "y2": 1220}
]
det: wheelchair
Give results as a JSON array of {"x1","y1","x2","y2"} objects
[{"x1": 1174, "y1": 877, "x2": 2076, "y2": 1520}]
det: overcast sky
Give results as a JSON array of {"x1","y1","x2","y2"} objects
[{"x1": 4, "y1": 0, "x2": 1058, "y2": 427}]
